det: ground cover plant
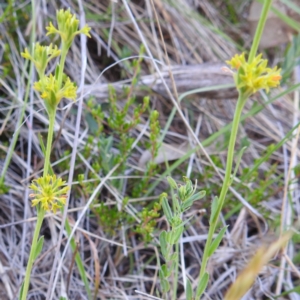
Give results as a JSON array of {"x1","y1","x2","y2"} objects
[{"x1": 0, "y1": 0, "x2": 300, "y2": 299}]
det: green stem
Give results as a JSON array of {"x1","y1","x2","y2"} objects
[
  {"x1": 248, "y1": 0, "x2": 273, "y2": 63},
  {"x1": 43, "y1": 110, "x2": 56, "y2": 176},
  {"x1": 21, "y1": 209, "x2": 45, "y2": 300},
  {"x1": 21, "y1": 106, "x2": 56, "y2": 299},
  {"x1": 196, "y1": 94, "x2": 247, "y2": 299},
  {"x1": 57, "y1": 43, "x2": 68, "y2": 88},
  {"x1": 195, "y1": 3, "x2": 273, "y2": 290}
]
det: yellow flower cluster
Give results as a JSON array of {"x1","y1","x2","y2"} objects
[
  {"x1": 34, "y1": 74, "x2": 77, "y2": 107},
  {"x1": 29, "y1": 175, "x2": 69, "y2": 213},
  {"x1": 21, "y1": 43, "x2": 60, "y2": 78},
  {"x1": 21, "y1": 9, "x2": 91, "y2": 113},
  {"x1": 226, "y1": 53, "x2": 281, "y2": 96},
  {"x1": 46, "y1": 9, "x2": 91, "y2": 49}
]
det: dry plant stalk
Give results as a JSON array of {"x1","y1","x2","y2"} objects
[{"x1": 224, "y1": 231, "x2": 293, "y2": 300}]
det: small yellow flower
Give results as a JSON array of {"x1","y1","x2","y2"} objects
[
  {"x1": 56, "y1": 76, "x2": 77, "y2": 100},
  {"x1": 29, "y1": 175, "x2": 69, "y2": 213},
  {"x1": 226, "y1": 53, "x2": 246, "y2": 70},
  {"x1": 226, "y1": 53, "x2": 281, "y2": 96},
  {"x1": 46, "y1": 9, "x2": 91, "y2": 49},
  {"x1": 34, "y1": 73, "x2": 77, "y2": 109},
  {"x1": 21, "y1": 43, "x2": 61, "y2": 78}
]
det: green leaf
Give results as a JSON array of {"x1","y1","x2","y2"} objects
[
  {"x1": 183, "y1": 177, "x2": 193, "y2": 199},
  {"x1": 159, "y1": 231, "x2": 168, "y2": 258},
  {"x1": 178, "y1": 185, "x2": 186, "y2": 201},
  {"x1": 282, "y1": 33, "x2": 300, "y2": 83},
  {"x1": 167, "y1": 176, "x2": 178, "y2": 190},
  {"x1": 169, "y1": 253, "x2": 177, "y2": 262},
  {"x1": 49, "y1": 90, "x2": 57, "y2": 109},
  {"x1": 230, "y1": 146, "x2": 247, "y2": 185},
  {"x1": 85, "y1": 112, "x2": 98, "y2": 134},
  {"x1": 189, "y1": 190, "x2": 206, "y2": 202},
  {"x1": 59, "y1": 297, "x2": 68, "y2": 300},
  {"x1": 181, "y1": 190, "x2": 206, "y2": 212},
  {"x1": 55, "y1": 64, "x2": 60, "y2": 79},
  {"x1": 186, "y1": 278, "x2": 193, "y2": 300},
  {"x1": 161, "y1": 196, "x2": 173, "y2": 223},
  {"x1": 159, "y1": 270, "x2": 170, "y2": 292},
  {"x1": 38, "y1": 133, "x2": 46, "y2": 155},
  {"x1": 196, "y1": 272, "x2": 209, "y2": 298},
  {"x1": 208, "y1": 226, "x2": 228, "y2": 257},
  {"x1": 210, "y1": 196, "x2": 219, "y2": 224},
  {"x1": 33, "y1": 235, "x2": 44, "y2": 260},
  {"x1": 281, "y1": 0, "x2": 300, "y2": 16},
  {"x1": 161, "y1": 264, "x2": 171, "y2": 278},
  {"x1": 181, "y1": 198, "x2": 195, "y2": 212},
  {"x1": 19, "y1": 281, "x2": 24, "y2": 299},
  {"x1": 170, "y1": 225, "x2": 184, "y2": 244},
  {"x1": 165, "y1": 231, "x2": 173, "y2": 244}
]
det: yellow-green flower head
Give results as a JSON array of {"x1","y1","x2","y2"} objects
[
  {"x1": 29, "y1": 175, "x2": 69, "y2": 213},
  {"x1": 46, "y1": 9, "x2": 91, "y2": 49},
  {"x1": 34, "y1": 73, "x2": 77, "y2": 110},
  {"x1": 226, "y1": 53, "x2": 281, "y2": 96},
  {"x1": 21, "y1": 43, "x2": 61, "y2": 78}
]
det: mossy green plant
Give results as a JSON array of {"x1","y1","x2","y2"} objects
[{"x1": 77, "y1": 46, "x2": 163, "y2": 242}]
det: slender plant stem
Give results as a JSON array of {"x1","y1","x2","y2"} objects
[
  {"x1": 21, "y1": 108, "x2": 55, "y2": 299},
  {"x1": 57, "y1": 43, "x2": 68, "y2": 88},
  {"x1": 195, "y1": 3, "x2": 273, "y2": 298},
  {"x1": 43, "y1": 110, "x2": 56, "y2": 176},
  {"x1": 196, "y1": 94, "x2": 247, "y2": 298},
  {"x1": 248, "y1": 0, "x2": 273, "y2": 63},
  {"x1": 21, "y1": 209, "x2": 45, "y2": 300}
]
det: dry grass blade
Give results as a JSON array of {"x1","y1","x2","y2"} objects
[{"x1": 224, "y1": 231, "x2": 294, "y2": 300}]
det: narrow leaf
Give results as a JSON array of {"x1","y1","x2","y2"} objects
[
  {"x1": 181, "y1": 190, "x2": 206, "y2": 212},
  {"x1": 165, "y1": 231, "x2": 173, "y2": 244},
  {"x1": 171, "y1": 225, "x2": 184, "y2": 244},
  {"x1": 186, "y1": 277, "x2": 193, "y2": 300},
  {"x1": 55, "y1": 64, "x2": 60, "y2": 79},
  {"x1": 208, "y1": 226, "x2": 228, "y2": 257},
  {"x1": 162, "y1": 196, "x2": 173, "y2": 223},
  {"x1": 159, "y1": 270, "x2": 170, "y2": 292},
  {"x1": 230, "y1": 146, "x2": 247, "y2": 185},
  {"x1": 169, "y1": 253, "x2": 177, "y2": 262},
  {"x1": 167, "y1": 176, "x2": 178, "y2": 190},
  {"x1": 50, "y1": 90, "x2": 57, "y2": 109},
  {"x1": 38, "y1": 133, "x2": 46, "y2": 155},
  {"x1": 33, "y1": 235, "x2": 44, "y2": 260},
  {"x1": 19, "y1": 281, "x2": 24, "y2": 299},
  {"x1": 162, "y1": 279, "x2": 170, "y2": 293},
  {"x1": 196, "y1": 272, "x2": 209, "y2": 298},
  {"x1": 159, "y1": 231, "x2": 168, "y2": 258},
  {"x1": 209, "y1": 196, "x2": 219, "y2": 224},
  {"x1": 188, "y1": 190, "x2": 206, "y2": 203},
  {"x1": 161, "y1": 264, "x2": 170, "y2": 278},
  {"x1": 181, "y1": 196, "x2": 195, "y2": 212}
]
